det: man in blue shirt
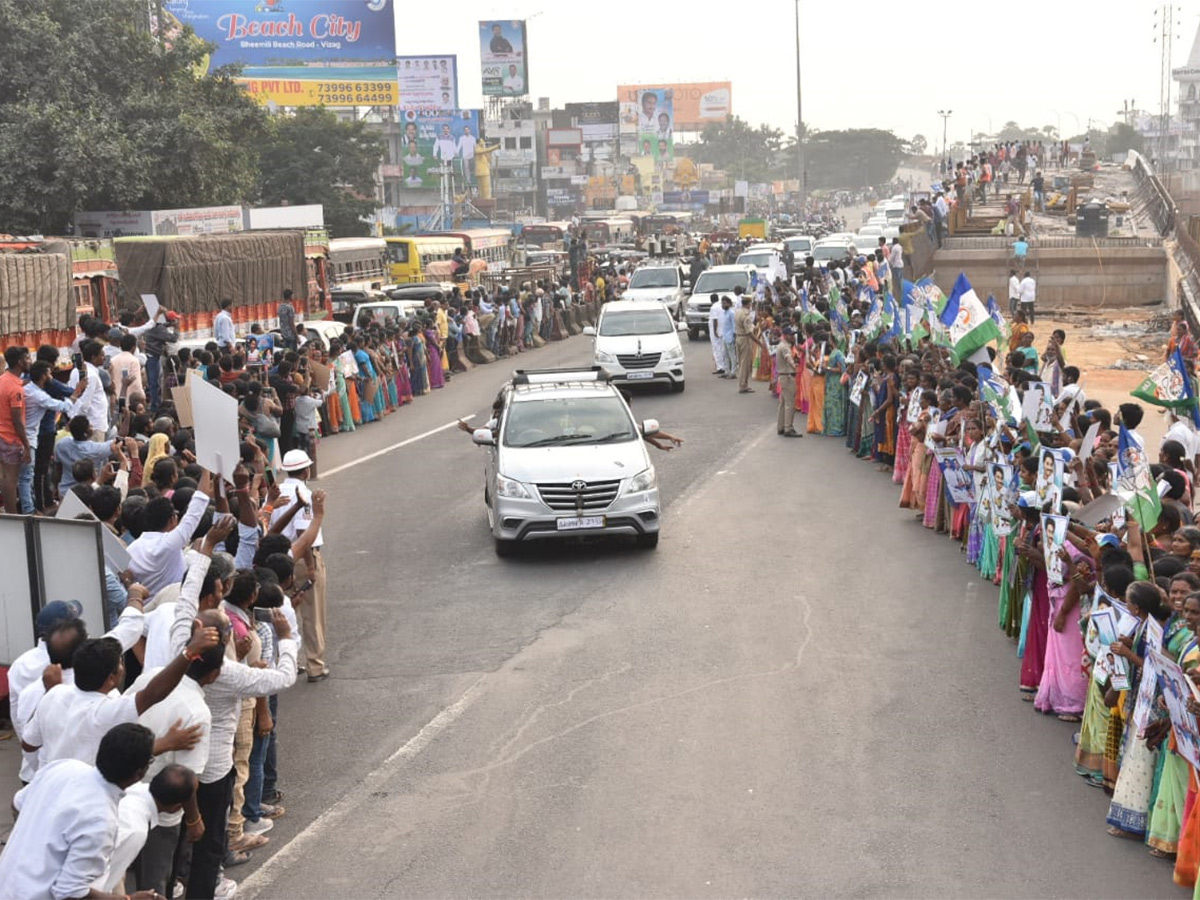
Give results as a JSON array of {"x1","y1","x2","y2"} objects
[
  {"x1": 214, "y1": 298, "x2": 235, "y2": 350},
  {"x1": 718, "y1": 295, "x2": 737, "y2": 378}
]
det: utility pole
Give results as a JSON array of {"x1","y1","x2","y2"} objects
[
  {"x1": 795, "y1": 0, "x2": 805, "y2": 215},
  {"x1": 938, "y1": 109, "x2": 953, "y2": 164}
]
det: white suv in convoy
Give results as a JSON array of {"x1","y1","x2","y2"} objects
[
  {"x1": 472, "y1": 368, "x2": 663, "y2": 555},
  {"x1": 583, "y1": 301, "x2": 685, "y2": 393},
  {"x1": 734, "y1": 244, "x2": 788, "y2": 286},
  {"x1": 621, "y1": 263, "x2": 687, "y2": 320},
  {"x1": 684, "y1": 264, "x2": 756, "y2": 340}
]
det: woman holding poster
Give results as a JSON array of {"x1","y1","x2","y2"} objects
[{"x1": 1034, "y1": 540, "x2": 1090, "y2": 720}]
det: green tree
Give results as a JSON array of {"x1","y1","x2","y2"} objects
[
  {"x1": 687, "y1": 116, "x2": 785, "y2": 183},
  {"x1": 910, "y1": 134, "x2": 928, "y2": 155},
  {"x1": 0, "y1": 0, "x2": 265, "y2": 233},
  {"x1": 803, "y1": 129, "x2": 906, "y2": 191},
  {"x1": 256, "y1": 108, "x2": 386, "y2": 238},
  {"x1": 1107, "y1": 122, "x2": 1144, "y2": 156}
]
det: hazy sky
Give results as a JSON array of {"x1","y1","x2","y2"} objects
[{"x1": 398, "y1": 0, "x2": 1200, "y2": 145}]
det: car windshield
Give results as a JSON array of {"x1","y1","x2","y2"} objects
[
  {"x1": 628, "y1": 268, "x2": 679, "y2": 289},
  {"x1": 785, "y1": 238, "x2": 812, "y2": 252},
  {"x1": 693, "y1": 271, "x2": 749, "y2": 293},
  {"x1": 599, "y1": 309, "x2": 674, "y2": 336},
  {"x1": 503, "y1": 396, "x2": 636, "y2": 448},
  {"x1": 737, "y1": 252, "x2": 774, "y2": 268},
  {"x1": 813, "y1": 244, "x2": 849, "y2": 261}
]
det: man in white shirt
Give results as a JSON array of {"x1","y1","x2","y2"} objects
[
  {"x1": 168, "y1": 539, "x2": 298, "y2": 899},
  {"x1": 707, "y1": 294, "x2": 725, "y2": 375},
  {"x1": 110, "y1": 332, "x2": 145, "y2": 402},
  {"x1": 10, "y1": 598, "x2": 148, "y2": 785},
  {"x1": 94, "y1": 766, "x2": 195, "y2": 896},
  {"x1": 22, "y1": 617, "x2": 218, "y2": 769},
  {"x1": 0, "y1": 723, "x2": 159, "y2": 900},
  {"x1": 457, "y1": 124, "x2": 477, "y2": 162},
  {"x1": 1018, "y1": 270, "x2": 1037, "y2": 324},
  {"x1": 128, "y1": 487, "x2": 210, "y2": 595},
  {"x1": 887, "y1": 238, "x2": 904, "y2": 300},
  {"x1": 1165, "y1": 410, "x2": 1200, "y2": 463},
  {"x1": 433, "y1": 124, "x2": 457, "y2": 162},
  {"x1": 271, "y1": 449, "x2": 329, "y2": 681},
  {"x1": 1008, "y1": 268, "x2": 1021, "y2": 317},
  {"x1": 69, "y1": 339, "x2": 111, "y2": 440},
  {"x1": 503, "y1": 63, "x2": 524, "y2": 94},
  {"x1": 214, "y1": 298, "x2": 235, "y2": 350},
  {"x1": 126, "y1": 639, "x2": 223, "y2": 896}
]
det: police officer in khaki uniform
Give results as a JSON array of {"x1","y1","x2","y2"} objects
[
  {"x1": 775, "y1": 328, "x2": 802, "y2": 437},
  {"x1": 734, "y1": 296, "x2": 755, "y2": 393}
]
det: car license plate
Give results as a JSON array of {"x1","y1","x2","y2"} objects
[
  {"x1": 626, "y1": 371, "x2": 654, "y2": 380},
  {"x1": 556, "y1": 516, "x2": 604, "y2": 531}
]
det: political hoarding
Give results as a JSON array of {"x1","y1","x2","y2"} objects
[
  {"x1": 396, "y1": 109, "x2": 482, "y2": 190},
  {"x1": 618, "y1": 82, "x2": 732, "y2": 132},
  {"x1": 160, "y1": 0, "x2": 397, "y2": 107},
  {"x1": 397, "y1": 55, "x2": 458, "y2": 110},
  {"x1": 479, "y1": 20, "x2": 528, "y2": 97},
  {"x1": 626, "y1": 89, "x2": 674, "y2": 162}
]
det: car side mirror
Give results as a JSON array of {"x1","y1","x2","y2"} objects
[
  {"x1": 641, "y1": 418, "x2": 660, "y2": 436},
  {"x1": 582, "y1": 326, "x2": 596, "y2": 336},
  {"x1": 471, "y1": 428, "x2": 495, "y2": 446}
]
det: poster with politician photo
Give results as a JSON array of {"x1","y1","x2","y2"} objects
[
  {"x1": 397, "y1": 109, "x2": 481, "y2": 189},
  {"x1": 397, "y1": 55, "x2": 458, "y2": 110},
  {"x1": 479, "y1": 20, "x2": 527, "y2": 97},
  {"x1": 633, "y1": 88, "x2": 674, "y2": 161}
]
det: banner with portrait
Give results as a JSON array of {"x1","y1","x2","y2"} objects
[
  {"x1": 395, "y1": 109, "x2": 481, "y2": 189},
  {"x1": 479, "y1": 20, "x2": 528, "y2": 97},
  {"x1": 627, "y1": 88, "x2": 674, "y2": 161}
]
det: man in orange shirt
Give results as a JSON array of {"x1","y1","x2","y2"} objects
[{"x1": 0, "y1": 345, "x2": 31, "y2": 512}]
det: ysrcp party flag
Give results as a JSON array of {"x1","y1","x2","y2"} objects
[
  {"x1": 1132, "y1": 346, "x2": 1200, "y2": 426},
  {"x1": 939, "y1": 273, "x2": 1002, "y2": 364},
  {"x1": 1115, "y1": 424, "x2": 1162, "y2": 531}
]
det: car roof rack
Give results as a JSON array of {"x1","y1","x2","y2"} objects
[{"x1": 511, "y1": 366, "x2": 611, "y2": 386}]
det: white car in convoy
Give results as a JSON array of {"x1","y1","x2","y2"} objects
[
  {"x1": 684, "y1": 264, "x2": 756, "y2": 340},
  {"x1": 734, "y1": 244, "x2": 787, "y2": 286},
  {"x1": 621, "y1": 264, "x2": 688, "y2": 320},
  {"x1": 584, "y1": 300, "x2": 685, "y2": 393},
  {"x1": 473, "y1": 367, "x2": 663, "y2": 555}
]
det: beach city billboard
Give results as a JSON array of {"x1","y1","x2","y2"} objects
[
  {"x1": 478, "y1": 20, "x2": 528, "y2": 97},
  {"x1": 160, "y1": 0, "x2": 398, "y2": 106},
  {"x1": 617, "y1": 82, "x2": 732, "y2": 132},
  {"x1": 397, "y1": 55, "x2": 458, "y2": 109},
  {"x1": 395, "y1": 109, "x2": 482, "y2": 190}
]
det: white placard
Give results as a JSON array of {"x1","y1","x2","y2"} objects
[
  {"x1": 190, "y1": 376, "x2": 240, "y2": 479},
  {"x1": 57, "y1": 491, "x2": 131, "y2": 574},
  {"x1": 1079, "y1": 422, "x2": 1101, "y2": 461},
  {"x1": 141, "y1": 293, "x2": 160, "y2": 322},
  {"x1": 0, "y1": 516, "x2": 34, "y2": 665}
]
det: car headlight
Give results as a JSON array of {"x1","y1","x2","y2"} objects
[
  {"x1": 624, "y1": 466, "x2": 657, "y2": 495},
  {"x1": 663, "y1": 346, "x2": 683, "y2": 362},
  {"x1": 595, "y1": 349, "x2": 616, "y2": 364},
  {"x1": 496, "y1": 474, "x2": 532, "y2": 499}
]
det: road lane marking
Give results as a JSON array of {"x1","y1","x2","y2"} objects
[
  {"x1": 317, "y1": 416, "x2": 474, "y2": 479},
  {"x1": 237, "y1": 674, "x2": 489, "y2": 899}
]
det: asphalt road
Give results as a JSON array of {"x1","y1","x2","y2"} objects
[{"x1": 229, "y1": 331, "x2": 1175, "y2": 899}]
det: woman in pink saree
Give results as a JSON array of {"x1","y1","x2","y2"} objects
[{"x1": 1034, "y1": 543, "x2": 1090, "y2": 719}]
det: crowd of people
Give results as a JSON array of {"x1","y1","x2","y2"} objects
[
  {"x1": 0, "y1": 277, "x2": 606, "y2": 899},
  {"x1": 717, "y1": 243, "x2": 1200, "y2": 893}
]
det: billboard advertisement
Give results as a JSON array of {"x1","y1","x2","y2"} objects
[
  {"x1": 618, "y1": 82, "x2": 732, "y2": 132},
  {"x1": 398, "y1": 55, "x2": 458, "y2": 109},
  {"x1": 565, "y1": 102, "x2": 619, "y2": 126},
  {"x1": 75, "y1": 207, "x2": 245, "y2": 238},
  {"x1": 478, "y1": 20, "x2": 528, "y2": 97},
  {"x1": 396, "y1": 109, "x2": 481, "y2": 190},
  {"x1": 625, "y1": 88, "x2": 674, "y2": 161},
  {"x1": 160, "y1": 0, "x2": 398, "y2": 107}
]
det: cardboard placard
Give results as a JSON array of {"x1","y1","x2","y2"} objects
[
  {"x1": 190, "y1": 376, "x2": 240, "y2": 479},
  {"x1": 172, "y1": 386, "x2": 194, "y2": 427},
  {"x1": 308, "y1": 360, "x2": 331, "y2": 392}
]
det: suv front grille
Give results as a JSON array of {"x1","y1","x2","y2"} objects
[
  {"x1": 616, "y1": 352, "x2": 661, "y2": 369},
  {"x1": 537, "y1": 480, "x2": 621, "y2": 511}
]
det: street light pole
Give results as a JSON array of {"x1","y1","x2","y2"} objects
[
  {"x1": 795, "y1": 0, "x2": 804, "y2": 215},
  {"x1": 938, "y1": 109, "x2": 953, "y2": 163}
]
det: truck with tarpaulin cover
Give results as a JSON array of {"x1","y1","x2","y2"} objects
[
  {"x1": 0, "y1": 237, "x2": 79, "y2": 352},
  {"x1": 113, "y1": 231, "x2": 316, "y2": 339}
]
